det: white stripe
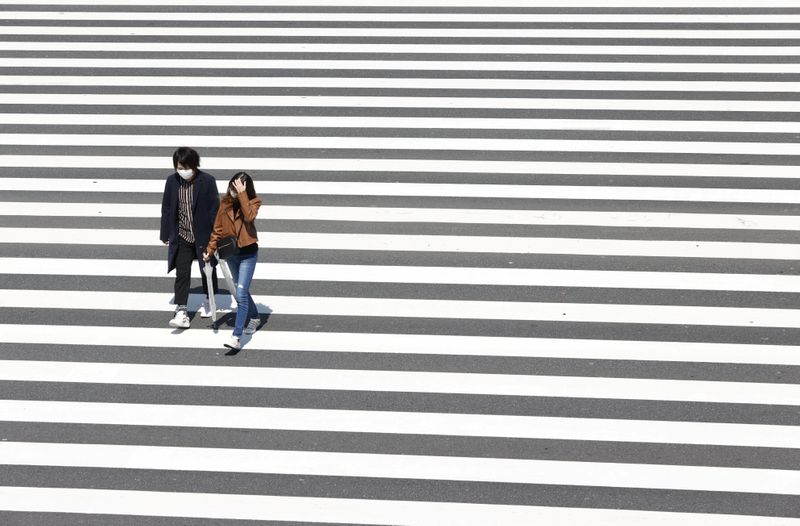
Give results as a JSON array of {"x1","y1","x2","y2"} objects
[
  {"x1": 4, "y1": 178, "x2": 800, "y2": 204},
  {"x1": 4, "y1": 257, "x2": 800, "y2": 294},
  {"x1": 5, "y1": 202, "x2": 800, "y2": 231},
  {"x1": 3, "y1": 94, "x2": 797, "y2": 112},
  {"x1": 9, "y1": 11, "x2": 800, "y2": 22},
  {"x1": 2, "y1": 324, "x2": 799, "y2": 366},
  {"x1": 4, "y1": 57, "x2": 800, "y2": 72},
  {"x1": 1, "y1": 227, "x2": 797, "y2": 259},
  {"x1": 3, "y1": 441, "x2": 800, "y2": 495},
  {"x1": 5, "y1": 0, "x2": 800, "y2": 6},
  {"x1": 2, "y1": 487, "x2": 797, "y2": 526},
  {"x1": 0, "y1": 156, "x2": 796, "y2": 179},
  {"x1": 1, "y1": 42, "x2": 799, "y2": 56},
  {"x1": 3, "y1": 289, "x2": 800, "y2": 328},
  {"x1": 2, "y1": 134, "x2": 798, "y2": 156},
  {"x1": 1, "y1": 359, "x2": 800, "y2": 405},
  {"x1": 3, "y1": 114, "x2": 800, "y2": 134},
  {"x1": 3, "y1": 399, "x2": 799, "y2": 449},
  {"x1": 4, "y1": 27, "x2": 800, "y2": 38},
  {"x1": 5, "y1": 76, "x2": 800, "y2": 93}
]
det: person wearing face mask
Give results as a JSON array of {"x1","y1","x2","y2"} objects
[
  {"x1": 159, "y1": 146, "x2": 220, "y2": 328},
  {"x1": 204, "y1": 172, "x2": 262, "y2": 351}
]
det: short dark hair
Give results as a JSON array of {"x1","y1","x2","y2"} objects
[{"x1": 172, "y1": 147, "x2": 200, "y2": 171}]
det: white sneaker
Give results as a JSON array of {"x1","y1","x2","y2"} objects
[
  {"x1": 198, "y1": 300, "x2": 213, "y2": 318},
  {"x1": 169, "y1": 310, "x2": 190, "y2": 329},
  {"x1": 243, "y1": 318, "x2": 260, "y2": 335},
  {"x1": 224, "y1": 335, "x2": 241, "y2": 350}
]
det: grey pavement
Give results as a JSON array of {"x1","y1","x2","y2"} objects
[{"x1": 0, "y1": 2, "x2": 799, "y2": 525}]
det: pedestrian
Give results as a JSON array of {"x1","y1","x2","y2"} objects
[
  {"x1": 159, "y1": 147, "x2": 220, "y2": 328},
  {"x1": 204, "y1": 172, "x2": 262, "y2": 351}
]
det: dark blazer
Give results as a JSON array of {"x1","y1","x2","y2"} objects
[{"x1": 159, "y1": 170, "x2": 220, "y2": 273}]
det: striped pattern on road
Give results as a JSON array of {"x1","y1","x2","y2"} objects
[
  {"x1": 4, "y1": 227, "x2": 800, "y2": 258},
  {"x1": 5, "y1": 202, "x2": 800, "y2": 230},
  {"x1": 7, "y1": 288, "x2": 800, "y2": 327},
  {"x1": 1, "y1": 1, "x2": 800, "y2": 525},
  {"x1": 5, "y1": 257, "x2": 800, "y2": 292},
  {"x1": 4, "y1": 441, "x2": 800, "y2": 493},
  {"x1": 4, "y1": 323, "x2": 800, "y2": 365},
  {"x1": 3, "y1": 44, "x2": 800, "y2": 55},
  {"x1": 4, "y1": 399, "x2": 800, "y2": 447},
  {"x1": 4, "y1": 487, "x2": 800, "y2": 526},
  {"x1": 8, "y1": 12, "x2": 800, "y2": 22},
  {"x1": 3, "y1": 359, "x2": 800, "y2": 404},
  {"x1": 2, "y1": 134, "x2": 800, "y2": 155},
  {"x1": 3, "y1": 115, "x2": 800, "y2": 133},
  {"x1": 5, "y1": 178, "x2": 800, "y2": 201},
  {"x1": 6, "y1": 94, "x2": 800, "y2": 112},
  {"x1": 9, "y1": 27, "x2": 800, "y2": 38}
]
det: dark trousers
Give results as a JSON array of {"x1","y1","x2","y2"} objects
[{"x1": 174, "y1": 237, "x2": 218, "y2": 307}]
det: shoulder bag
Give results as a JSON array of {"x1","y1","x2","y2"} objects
[{"x1": 216, "y1": 210, "x2": 244, "y2": 260}]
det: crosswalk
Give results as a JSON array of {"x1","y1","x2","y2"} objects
[{"x1": 1, "y1": 1, "x2": 799, "y2": 524}]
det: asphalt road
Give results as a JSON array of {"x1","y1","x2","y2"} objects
[{"x1": 0, "y1": 1, "x2": 799, "y2": 525}]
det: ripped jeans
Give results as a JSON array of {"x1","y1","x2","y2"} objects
[{"x1": 225, "y1": 250, "x2": 259, "y2": 337}]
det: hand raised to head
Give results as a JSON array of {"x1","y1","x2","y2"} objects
[{"x1": 232, "y1": 177, "x2": 247, "y2": 194}]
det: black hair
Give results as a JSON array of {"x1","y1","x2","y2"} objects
[
  {"x1": 172, "y1": 147, "x2": 200, "y2": 171},
  {"x1": 224, "y1": 171, "x2": 257, "y2": 208}
]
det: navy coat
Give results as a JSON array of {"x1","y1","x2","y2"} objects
[{"x1": 159, "y1": 170, "x2": 220, "y2": 273}]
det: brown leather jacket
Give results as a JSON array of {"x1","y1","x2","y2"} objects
[{"x1": 207, "y1": 194, "x2": 262, "y2": 254}]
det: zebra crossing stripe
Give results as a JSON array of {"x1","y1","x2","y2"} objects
[
  {"x1": 5, "y1": 94, "x2": 800, "y2": 111},
  {"x1": 2, "y1": 228, "x2": 797, "y2": 259},
  {"x1": 4, "y1": 288, "x2": 800, "y2": 327},
  {"x1": 6, "y1": 178, "x2": 800, "y2": 203},
  {"x1": 7, "y1": 12, "x2": 800, "y2": 22},
  {"x1": 5, "y1": 0, "x2": 800, "y2": 6},
  {"x1": 4, "y1": 258, "x2": 799, "y2": 293},
  {"x1": 5, "y1": 76, "x2": 800, "y2": 92},
  {"x1": 1, "y1": 157, "x2": 795, "y2": 179},
  {"x1": 3, "y1": 441, "x2": 800, "y2": 493},
  {"x1": 3, "y1": 135, "x2": 800, "y2": 156},
  {"x1": 5, "y1": 27, "x2": 800, "y2": 38},
  {"x1": 2, "y1": 359, "x2": 799, "y2": 405},
  {"x1": 4, "y1": 202, "x2": 799, "y2": 230},
  {"x1": 3, "y1": 115, "x2": 800, "y2": 133},
  {"x1": 6, "y1": 179, "x2": 800, "y2": 204},
  {"x1": 2, "y1": 400, "x2": 798, "y2": 448},
  {"x1": 2, "y1": 324, "x2": 799, "y2": 365},
  {"x1": 1, "y1": 486, "x2": 795, "y2": 526},
  {"x1": 1, "y1": 43, "x2": 799, "y2": 56},
  {"x1": 4, "y1": 57, "x2": 800, "y2": 72}
]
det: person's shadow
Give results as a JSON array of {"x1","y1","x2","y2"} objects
[{"x1": 206, "y1": 289, "x2": 272, "y2": 355}]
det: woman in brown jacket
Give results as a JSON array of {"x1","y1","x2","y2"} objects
[{"x1": 204, "y1": 172, "x2": 262, "y2": 350}]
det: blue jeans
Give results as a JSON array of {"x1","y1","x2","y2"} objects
[{"x1": 226, "y1": 251, "x2": 258, "y2": 337}]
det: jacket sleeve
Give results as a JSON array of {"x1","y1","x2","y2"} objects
[
  {"x1": 207, "y1": 176, "x2": 220, "y2": 226},
  {"x1": 159, "y1": 178, "x2": 172, "y2": 242},
  {"x1": 238, "y1": 195, "x2": 261, "y2": 223},
  {"x1": 206, "y1": 205, "x2": 226, "y2": 255}
]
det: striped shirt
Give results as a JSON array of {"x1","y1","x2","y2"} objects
[{"x1": 177, "y1": 178, "x2": 195, "y2": 243}]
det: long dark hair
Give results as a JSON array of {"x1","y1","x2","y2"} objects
[{"x1": 223, "y1": 172, "x2": 257, "y2": 211}]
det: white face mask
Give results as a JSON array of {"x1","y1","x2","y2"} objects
[{"x1": 177, "y1": 168, "x2": 194, "y2": 180}]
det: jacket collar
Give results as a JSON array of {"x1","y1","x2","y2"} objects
[
  {"x1": 191, "y1": 173, "x2": 201, "y2": 212},
  {"x1": 226, "y1": 203, "x2": 237, "y2": 223}
]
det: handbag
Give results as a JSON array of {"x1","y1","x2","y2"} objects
[
  {"x1": 216, "y1": 211, "x2": 244, "y2": 260},
  {"x1": 216, "y1": 236, "x2": 239, "y2": 259}
]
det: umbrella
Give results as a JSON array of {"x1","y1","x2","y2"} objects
[
  {"x1": 202, "y1": 258, "x2": 218, "y2": 323},
  {"x1": 218, "y1": 258, "x2": 238, "y2": 303}
]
